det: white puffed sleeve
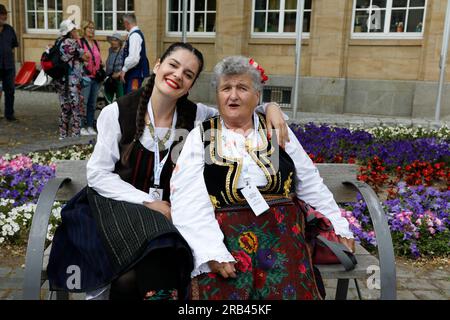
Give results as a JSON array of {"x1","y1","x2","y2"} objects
[
  {"x1": 170, "y1": 126, "x2": 236, "y2": 277},
  {"x1": 284, "y1": 128, "x2": 354, "y2": 239},
  {"x1": 86, "y1": 103, "x2": 154, "y2": 205}
]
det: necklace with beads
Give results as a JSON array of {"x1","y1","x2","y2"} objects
[{"x1": 146, "y1": 119, "x2": 172, "y2": 151}]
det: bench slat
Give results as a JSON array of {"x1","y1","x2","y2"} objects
[{"x1": 54, "y1": 161, "x2": 360, "y2": 203}]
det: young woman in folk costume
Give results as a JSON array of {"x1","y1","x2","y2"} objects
[{"x1": 47, "y1": 42, "x2": 290, "y2": 300}]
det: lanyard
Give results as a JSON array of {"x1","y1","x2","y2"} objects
[{"x1": 148, "y1": 102, "x2": 177, "y2": 187}]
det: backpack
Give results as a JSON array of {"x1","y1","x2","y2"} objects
[{"x1": 40, "y1": 39, "x2": 69, "y2": 80}]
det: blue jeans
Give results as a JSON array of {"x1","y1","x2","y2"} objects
[
  {"x1": 81, "y1": 79, "x2": 100, "y2": 128},
  {"x1": 0, "y1": 68, "x2": 16, "y2": 118}
]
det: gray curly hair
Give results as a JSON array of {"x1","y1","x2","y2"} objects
[{"x1": 212, "y1": 56, "x2": 263, "y2": 92}]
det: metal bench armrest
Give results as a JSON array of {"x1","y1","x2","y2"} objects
[
  {"x1": 343, "y1": 180, "x2": 397, "y2": 300},
  {"x1": 23, "y1": 177, "x2": 71, "y2": 300}
]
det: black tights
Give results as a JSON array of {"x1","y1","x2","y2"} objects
[{"x1": 109, "y1": 249, "x2": 183, "y2": 300}]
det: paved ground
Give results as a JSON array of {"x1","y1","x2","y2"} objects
[
  {"x1": 1, "y1": 255, "x2": 448, "y2": 300},
  {"x1": 0, "y1": 89, "x2": 449, "y2": 300}
]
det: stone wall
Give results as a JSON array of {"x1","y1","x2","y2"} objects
[{"x1": 190, "y1": 74, "x2": 450, "y2": 119}]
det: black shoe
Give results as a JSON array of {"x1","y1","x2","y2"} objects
[{"x1": 6, "y1": 116, "x2": 17, "y2": 121}]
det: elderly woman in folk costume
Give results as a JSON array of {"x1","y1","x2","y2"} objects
[
  {"x1": 47, "y1": 43, "x2": 291, "y2": 300},
  {"x1": 170, "y1": 56, "x2": 355, "y2": 300}
]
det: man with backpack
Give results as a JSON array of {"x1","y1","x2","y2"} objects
[
  {"x1": 119, "y1": 13, "x2": 150, "y2": 94},
  {"x1": 0, "y1": 4, "x2": 19, "y2": 122}
]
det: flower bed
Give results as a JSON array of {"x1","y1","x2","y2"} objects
[
  {"x1": 0, "y1": 145, "x2": 93, "y2": 246},
  {"x1": 341, "y1": 183, "x2": 449, "y2": 258},
  {"x1": 292, "y1": 123, "x2": 449, "y2": 258},
  {"x1": 0, "y1": 125, "x2": 449, "y2": 259}
]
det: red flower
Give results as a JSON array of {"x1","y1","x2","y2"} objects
[
  {"x1": 298, "y1": 264, "x2": 307, "y2": 274},
  {"x1": 249, "y1": 58, "x2": 269, "y2": 84},
  {"x1": 232, "y1": 251, "x2": 253, "y2": 272},
  {"x1": 333, "y1": 154, "x2": 343, "y2": 163},
  {"x1": 216, "y1": 213, "x2": 226, "y2": 225},
  {"x1": 292, "y1": 223, "x2": 301, "y2": 235},
  {"x1": 275, "y1": 212, "x2": 285, "y2": 224},
  {"x1": 303, "y1": 292, "x2": 313, "y2": 300}
]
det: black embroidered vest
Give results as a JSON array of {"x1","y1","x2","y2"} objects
[
  {"x1": 200, "y1": 114, "x2": 296, "y2": 209},
  {"x1": 114, "y1": 88, "x2": 197, "y2": 201}
]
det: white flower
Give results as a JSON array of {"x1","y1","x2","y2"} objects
[{"x1": 0, "y1": 237, "x2": 4, "y2": 244}]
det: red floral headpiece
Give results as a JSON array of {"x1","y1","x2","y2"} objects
[{"x1": 249, "y1": 58, "x2": 269, "y2": 84}]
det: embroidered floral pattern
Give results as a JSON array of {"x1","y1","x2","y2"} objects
[
  {"x1": 238, "y1": 231, "x2": 259, "y2": 254},
  {"x1": 195, "y1": 202, "x2": 322, "y2": 300},
  {"x1": 144, "y1": 289, "x2": 178, "y2": 300}
]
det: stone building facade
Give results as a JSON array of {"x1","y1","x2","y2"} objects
[{"x1": 1, "y1": 0, "x2": 449, "y2": 119}]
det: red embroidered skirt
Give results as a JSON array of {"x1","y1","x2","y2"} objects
[{"x1": 191, "y1": 198, "x2": 322, "y2": 300}]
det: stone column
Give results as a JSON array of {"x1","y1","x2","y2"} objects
[
  {"x1": 215, "y1": 0, "x2": 248, "y2": 60},
  {"x1": 135, "y1": 0, "x2": 161, "y2": 67},
  {"x1": 308, "y1": 0, "x2": 348, "y2": 78}
]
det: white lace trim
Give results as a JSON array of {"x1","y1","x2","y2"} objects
[{"x1": 191, "y1": 254, "x2": 236, "y2": 278}]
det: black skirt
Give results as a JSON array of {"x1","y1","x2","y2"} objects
[{"x1": 47, "y1": 187, "x2": 194, "y2": 293}]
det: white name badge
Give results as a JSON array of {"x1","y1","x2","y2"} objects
[
  {"x1": 241, "y1": 183, "x2": 270, "y2": 216},
  {"x1": 149, "y1": 188, "x2": 164, "y2": 201}
]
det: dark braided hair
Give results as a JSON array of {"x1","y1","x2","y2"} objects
[{"x1": 121, "y1": 42, "x2": 204, "y2": 165}]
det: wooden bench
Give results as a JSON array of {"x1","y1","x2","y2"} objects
[{"x1": 23, "y1": 160, "x2": 397, "y2": 300}]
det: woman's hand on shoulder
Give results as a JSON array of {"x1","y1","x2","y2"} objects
[
  {"x1": 143, "y1": 200, "x2": 172, "y2": 221},
  {"x1": 265, "y1": 102, "x2": 290, "y2": 149},
  {"x1": 208, "y1": 261, "x2": 237, "y2": 279}
]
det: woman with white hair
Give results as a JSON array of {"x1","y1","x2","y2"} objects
[
  {"x1": 54, "y1": 19, "x2": 88, "y2": 139},
  {"x1": 170, "y1": 56, "x2": 355, "y2": 300}
]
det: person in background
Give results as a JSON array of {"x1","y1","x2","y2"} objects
[
  {"x1": 104, "y1": 33, "x2": 124, "y2": 104},
  {"x1": 0, "y1": 4, "x2": 18, "y2": 121},
  {"x1": 119, "y1": 13, "x2": 150, "y2": 94},
  {"x1": 79, "y1": 20, "x2": 103, "y2": 136},
  {"x1": 54, "y1": 19, "x2": 89, "y2": 140}
]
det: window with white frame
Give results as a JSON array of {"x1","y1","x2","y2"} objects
[
  {"x1": 93, "y1": 0, "x2": 134, "y2": 33},
  {"x1": 252, "y1": 0, "x2": 312, "y2": 36},
  {"x1": 352, "y1": 0, "x2": 427, "y2": 38},
  {"x1": 167, "y1": 0, "x2": 216, "y2": 35},
  {"x1": 25, "y1": 0, "x2": 63, "y2": 32}
]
